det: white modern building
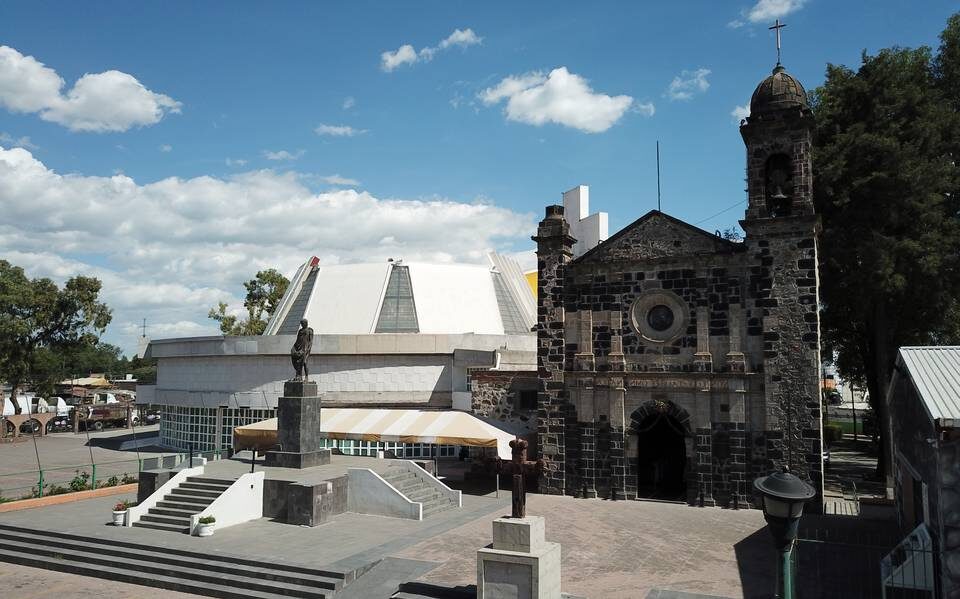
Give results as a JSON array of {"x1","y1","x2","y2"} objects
[
  {"x1": 562, "y1": 185, "x2": 609, "y2": 258},
  {"x1": 138, "y1": 253, "x2": 537, "y2": 454}
]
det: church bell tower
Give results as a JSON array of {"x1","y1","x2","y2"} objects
[
  {"x1": 739, "y1": 46, "x2": 825, "y2": 507},
  {"x1": 739, "y1": 62, "x2": 814, "y2": 219}
]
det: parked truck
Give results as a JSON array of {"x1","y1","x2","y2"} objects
[{"x1": 71, "y1": 394, "x2": 140, "y2": 431}]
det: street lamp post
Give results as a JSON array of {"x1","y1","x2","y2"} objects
[{"x1": 754, "y1": 467, "x2": 816, "y2": 599}]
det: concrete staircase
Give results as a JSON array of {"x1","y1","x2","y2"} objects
[
  {"x1": 134, "y1": 476, "x2": 235, "y2": 533},
  {"x1": 380, "y1": 466, "x2": 458, "y2": 519},
  {"x1": 0, "y1": 523, "x2": 349, "y2": 598}
]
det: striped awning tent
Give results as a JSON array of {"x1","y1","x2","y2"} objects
[{"x1": 233, "y1": 408, "x2": 522, "y2": 459}]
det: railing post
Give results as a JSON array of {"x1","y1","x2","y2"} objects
[
  {"x1": 38, "y1": 469, "x2": 44, "y2": 497},
  {"x1": 189, "y1": 442, "x2": 194, "y2": 468},
  {"x1": 91, "y1": 464, "x2": 97, "y2": 490}
]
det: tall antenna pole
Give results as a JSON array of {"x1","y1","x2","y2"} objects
[
  {"x1": 141, "y1": 318, "x2": 146, "y2": 338},
  {"x1": 656, "y1": 140, "x2": 662, "y2": 212}
]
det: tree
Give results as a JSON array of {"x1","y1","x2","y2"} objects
[
  {"x1": 0, "y1": 261, "x2": 112, "y2": 413},
  {"x1": 811, "y1": 14, "x2": 960, "y2": 480},
  {"x1": 208, "y1": 269, "x2": 289, "y2": 336}
]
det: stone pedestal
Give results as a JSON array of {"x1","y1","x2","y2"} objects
[
  {"x1": 477, "y1": 516, "x2": 561, "y2": 599},
  {"x1": 265, "y1": 381, "x2": 331, "y2": 469}
]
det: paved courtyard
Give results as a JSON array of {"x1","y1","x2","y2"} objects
[
  {"x1": 394, "y1": 495, "x2": 774, "y2": 599},
  {"x1": 0, "y1": 479, "x2": 777, "y2": 598}
]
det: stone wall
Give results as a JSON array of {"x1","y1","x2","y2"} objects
[
  {"x1": 742, "y1": 217, "x2": 823, "y2": 503},
  {"x1": 470, "y1": 370, "x2": 538, "y2": 434},
  {"x1": 534, "y1": 206, "x2": 576, "y2": 495}
]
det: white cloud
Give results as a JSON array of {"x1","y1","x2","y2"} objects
[
  {"x1": 0, "y1": 45, "x2": 181, "y2": 132},
  {"x1": 315, "y1": 123, "x2": 366, "y2": 137},
  {"x1": 0, "y1": 145, "x2": 534, "y2": 355},
  {"x1": 342, "y1": 96, "x2": 355, "y2": 110},
  {"x1": 731, "y1": 104, "x2": 750, "y2": 123},
  {"x1": 727, "y1": 19, "x2": 746, "y2": 29},
  {"x1": 666, "y1": 68, "x2": 711, "y2": 101},
  {"x1": 225, "y1": 158, "x2": 247, "y2": 167},
  {"x1": 438, "y1": 28, "x2": 483, "y2": 50},
  {"x1": 0, "y1": 132, "x2": 37, "y2": 149},
  {"x1": 381, "y1": 44, "x2": 418, "y2": 72},
  {"x1": 318, "y1": 174, "x2": 360, "y2": 186},
  {"x1": 159, "y1": 144, "x2": 172, "y2": 153},
  {"x1": 263, "y1": 149, "x2": 305, "y2": 161},
  {"x1": 381, "y1": 28, "x2": 482, "y2": 72},
  {"x1": 479, "y1": 67, "x2": 635, "y2": 133},
  {"x1": 633, "y1": 102, "x2": 656, "y2": 117},
  {"x1": 747, "y1": 0, "x2": 807, "y2": 22}
]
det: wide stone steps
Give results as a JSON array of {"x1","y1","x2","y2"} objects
[
  {"x1": 0, "y1": 523, "x2": 346, "y2": 598},
  {"x1": 383, "y1": 467, "x2": 457, "y2": 519}
]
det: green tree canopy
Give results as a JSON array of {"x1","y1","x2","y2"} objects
[
  {"x1": 0, "y1": 260, "x2": 112, "y2": 412},
  {"x1": 812, "y1": 13, "x2": 960, "y2": 477},
  {"x1": 208, "y1": 268, "x2": 290, "y2": 336}
]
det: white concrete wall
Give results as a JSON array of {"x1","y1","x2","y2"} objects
[
  {"x1": 347, "y1": 468, "x2": 422, "y2": 520},
  {"x1": 147, "y1": 333, "x2": 534, "y2": 410},
  {"x1": 562, "y1": 184, "x2": 609, "y2": 258},
  {"x1": 191, "y1": 471, "x2": 265, "y2": 535}
]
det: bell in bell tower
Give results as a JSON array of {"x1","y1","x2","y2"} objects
[{"x1": 740, "y1": 20, "x2": 814, "y2": 221}]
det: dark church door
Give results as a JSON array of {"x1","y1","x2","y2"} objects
[{"x1": 635, "y1": 413, "x2": 687, "y2": 499}]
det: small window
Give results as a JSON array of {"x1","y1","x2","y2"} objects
[{"x1": 517, "y1": 390, "x2": 537, "y2": 411}]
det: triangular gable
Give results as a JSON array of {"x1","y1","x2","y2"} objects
[{"x1": 574, "y1": 210, "x2": 740, "y2": 264}]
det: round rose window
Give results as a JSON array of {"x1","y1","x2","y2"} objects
[{"x1": 646, "y1": 305, "x2": 674, "y2": 331}]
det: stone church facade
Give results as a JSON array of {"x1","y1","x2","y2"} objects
[{"x1": 534, "y1": 63, "x2": 824, "y2": 508}]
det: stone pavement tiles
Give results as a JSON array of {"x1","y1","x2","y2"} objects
[
  {"x1": 0, "y1": 489, "x2": 775, "y2": 598},
  {"x1": 392, "y1": 494, "x2": 775, "y2": 599}
]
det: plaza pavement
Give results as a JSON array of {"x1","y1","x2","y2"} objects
[{"x1": 0, "y1": 479, "x2": 776, "y2": 598}]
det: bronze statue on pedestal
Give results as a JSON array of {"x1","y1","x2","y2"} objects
[{"x1": 290, "y1": 318, "x2": 313, "y2": 381}]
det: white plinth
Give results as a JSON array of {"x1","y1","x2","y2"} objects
[{"x1": 477, "y1": 516, "x2": 561, "y2": 599}]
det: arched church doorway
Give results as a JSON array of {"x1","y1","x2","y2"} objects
[{"x1": 631, "y1": 403, "x2": 689, "y2": 500}]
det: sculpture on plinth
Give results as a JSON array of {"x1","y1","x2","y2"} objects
[
  {"x1": 496, "y1": 437, "x2": 545, "y2": 518},
  {"x1": 290, "y1": 318, "x2": 313, "y2": 381}
]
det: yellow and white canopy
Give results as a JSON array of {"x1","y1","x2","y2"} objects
[{"x1": 234, "y1": 408, "x2": 522, "y2": 459}]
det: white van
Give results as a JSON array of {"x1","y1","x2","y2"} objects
[{"x1": 1, "y1": 395, "x2": 34, "y2": 417}]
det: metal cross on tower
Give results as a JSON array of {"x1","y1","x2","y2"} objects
[{"x1": 769, "y1": 19, "x2": 787, "y2": 65}]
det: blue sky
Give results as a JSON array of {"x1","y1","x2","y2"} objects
[{"x1": 0, "y1": 1, "x2": 957, "y2": 356}]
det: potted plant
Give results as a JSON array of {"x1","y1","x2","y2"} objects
[
  {"x1": 112, "y1": 500, "x2": 134, "y2": 526},
  {"x1": 197, "y1": 515, "x2": 216, "y2": 537}
]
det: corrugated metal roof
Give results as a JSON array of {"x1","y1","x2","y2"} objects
[{"x1": 898, "y1": 346, "x2": 960, "y2": 427}]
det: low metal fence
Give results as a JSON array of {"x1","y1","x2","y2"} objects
[
  {"x1": 0, "y1": 449, "x2": 226, "y2": 502},
  {"x1": 794, "y1": 519, "x2": 937, "y2": 598}
]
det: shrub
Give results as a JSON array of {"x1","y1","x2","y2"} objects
[
  {"x1": 105, "y1": 475, "x2": 120, "y2": 488},
  {"x1": 69, "y1": 470, "x2": 91, "y2": 492},
  {"x1": 0, "y1": 493, "x2": 10, "y2": 504},
  {"x1": 120, "y1": 473, "x2": 137, "y2": 485},
  {"x1": 823, "y1": 423, "x2": 843, "y2": 443},
  {"x1": 198, "y1": 516, "x2": 216, "y2": 525},
  {"x1": 114, "y1": 499, "x2": 135, "y2": 511}
]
